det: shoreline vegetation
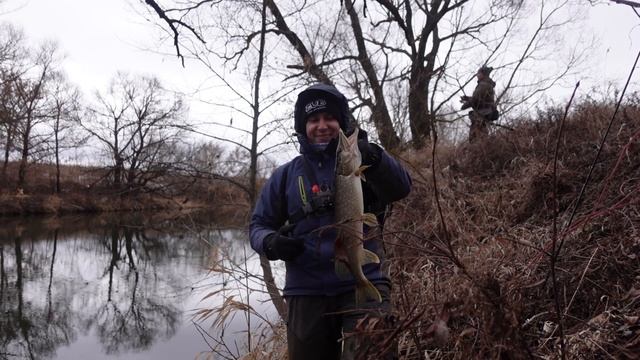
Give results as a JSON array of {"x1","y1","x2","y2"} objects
[
  {"x1": 373, "y1": 96, "x2": 640, "y2": 359},
  {"x1": 0, "y1": 191, "x2": 249, "y2": 228},
  {"x1": 0, "y1": 166, "x2": 250, "y2": 223},
  {"x1": 0, "y1": 191, "x2": 203, "y2": 216}
]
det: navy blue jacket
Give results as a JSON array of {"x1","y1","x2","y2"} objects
[{"x1": 249, "y1": 85, "x2": 412, "y2": 296}]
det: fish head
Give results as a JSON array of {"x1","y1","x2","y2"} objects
[{"x1": 335, "y1": 128, "x2": 361, "y2": 176}]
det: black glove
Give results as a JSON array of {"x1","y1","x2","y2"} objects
[
  {"x1": 358, "y1": 140, "x2": 382, "y2": 167},
  {"x1": 263, "y1": 233, "x2": 304, "y2": 261},
  {"x1": 460, "y1": 96, "x2": 471, "y2": 110}
]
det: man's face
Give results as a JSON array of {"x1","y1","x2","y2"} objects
[{"x1": 305, "y1": 112, "x2": 340, "y2": 144}]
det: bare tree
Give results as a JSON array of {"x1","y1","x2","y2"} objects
[
  {"x1": 0, "y1": 74, "x2": 18, "y2": 184},
  {"x1": 48, "y1": 71, "x2": 83, "y2": 193},
  {"x1": 342, "y1": 0, "x2": 401, "y2": 148},
  {"x1": 13, "y1": 41, "x2": 59, "y2": 190},
  {"x1": 0, "y1": 23, "x2": 27, "y2": 187},
  {"x1": 82, "y1": 73, "x2": 187, "y2": 194},
  {"x1": 140, "y1": 0, "x2": 591, "y2": 150},
  {"x1": 0, "y1": 23, "x2": 26, "y2": 73},
  {"x1": 335, "y1": 0, "x2": 588, "y2": 146}
]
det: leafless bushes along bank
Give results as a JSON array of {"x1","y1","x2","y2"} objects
[{"x1": 379, "y1": 94, "x2": 640, "y2": 359}]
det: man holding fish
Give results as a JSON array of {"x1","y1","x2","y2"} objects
[{"x1": 250, "y1": 83, "x2": 411, "y2": 360}]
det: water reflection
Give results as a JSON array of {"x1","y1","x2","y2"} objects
[{"x1": 0, "y1": 212, "x2": 273, "y2": 359}]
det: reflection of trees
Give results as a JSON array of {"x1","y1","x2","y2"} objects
[
  {"x1": 0, "y1": 212, "x2": 226, "y2": 358},
  {"x1": 0, "y1": 234, "x2": 75, "y2": 360},
  {"x1": 90, "y1": 225, "x2": 180, "y2": 354},
  {"x1": 94, "y1": 270, "x2": 181, "y2": 354}
]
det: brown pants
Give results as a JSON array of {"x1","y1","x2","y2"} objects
[
  {"x1": 468, "y1": 111, "x2": 488, "y2": 142},
  {"x1": 286, "y1": 284, "x2": 396, "y2": 360}
]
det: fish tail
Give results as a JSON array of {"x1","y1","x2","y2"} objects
[
  {"x1": 356, "y1": 280, "x2": 382, "y2": 304},
  {"x1": 360, "y1": 248, "x2": 380, "y2": 265}
]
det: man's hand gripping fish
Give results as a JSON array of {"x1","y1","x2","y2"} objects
[{"x1": 334, "y1": 128, "x2": 381, "y2": 304}]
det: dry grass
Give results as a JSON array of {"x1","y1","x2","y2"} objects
[
  {"x1": 377, "y1": 94, "x2": 640, "y2": 359},
  {"x1": 0, "y1": 162, "x2": 249, "y2": 218}
]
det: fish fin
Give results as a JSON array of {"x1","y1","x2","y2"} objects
[
  {"x1": 360, "y1": 249, "x2": 380, "y2": 265},
  {"x1": 356, "y1": 280, "x2": 382, "y2": 304},
  {"x1": 335, "y1": 260, "x2": 352, "y2": 280},
  {"x1": 362, "y1": 213, "x2": 378, "y2": 227},
  {"x1": 355, "y1": 165, "x2": 369, "y2": 180}
]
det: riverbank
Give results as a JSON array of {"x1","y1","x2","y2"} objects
[
  {"x1": 0, "y1": 192, "x2": 254, "y2": 228},
  {"x1": 0, "y1": 161, "x2": 249, "y2": 219},
  {"x1": 0, "y1": 191, "x2": 206, "y2": 216}
]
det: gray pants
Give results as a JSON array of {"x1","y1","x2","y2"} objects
[{"x1": 286, "y1": 283, "x2": 396, "y2": 360}]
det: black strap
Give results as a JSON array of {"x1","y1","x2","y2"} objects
[
  {"x1": 288, "y1": 154, "x2": 388, "y2": 231},
  {"x1": 288, "y1": 155, "x2": 333, "y2": 223}
]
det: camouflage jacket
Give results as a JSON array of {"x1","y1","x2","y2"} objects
[{"x1": 464, "y1": 78, "x2": 496, "y2": 117}]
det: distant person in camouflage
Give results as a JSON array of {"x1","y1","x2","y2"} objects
[{"x1": 460, "y1": 65, "x2": 497, "y2": 142}]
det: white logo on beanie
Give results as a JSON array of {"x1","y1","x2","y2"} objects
[{"x1": 304, "y1": 99, "x2": 327, "y2": 115}]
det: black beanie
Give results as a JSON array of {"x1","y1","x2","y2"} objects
[
  {"x1": 303, "y1": 96, "x2": 340, "y2": 120},
  {"x1": 294, "y1": 86, "x2": 348, "y2": 135}
]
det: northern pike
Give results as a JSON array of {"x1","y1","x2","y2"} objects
[{"x1": 334, "y1": 127, "x2": 381, "y2": 304}]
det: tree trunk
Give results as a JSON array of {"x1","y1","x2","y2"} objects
[
  {"x1": 252, "y1": 0, "x2": 287, "y2": 322},
  {"x1": 371, "y1": 93, "x2": 401, "y2": 150},
  {"x1": 259, "y1": 255, "x2": 287, "y2": 317},
  {"x1": 113, "y1": 155, "x2": 123, "y2": 190},
  {"x1": 1, "y1": 124, "x2": 13, "y2": 185},
  {"x1": 126, "y1": 159, "x2": 138, "y2": 194},
  {"x1": 408, "y1": 68, "x2": 432, "y2": 148},
  {"x1": 17, "y1": 124, "x2": 30, "y2": 190},
  {"x1": 17, "y1": 156, "x2": 27, "y2": 190},
  {"x1": 344, "y1": 0, "x2": 401, "y2": 150},
  {"x1": 54, "y1": 125, "x2": 60, "y2": 194}
]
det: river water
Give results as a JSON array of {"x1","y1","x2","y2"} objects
[{"x1": 0, "y1": 212, "x2": 281, "y2": 360}]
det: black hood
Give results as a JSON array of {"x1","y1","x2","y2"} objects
[
  {"x1": 479, "y1": 77, "x2": 496, "y2": 88},
  {"x1": 294, "y1": 83, "x2": 350, "y2": 135}
]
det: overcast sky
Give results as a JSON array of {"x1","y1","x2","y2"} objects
[
  {"x1": 586, "y1": 2, "x2": 640, "y2": 87},
  {"x1": 3, "y1": 0, "x2": 197, "y2": 91},
  {"x1": 3, "y1": 0, "x2": 640, "y2": 143}
]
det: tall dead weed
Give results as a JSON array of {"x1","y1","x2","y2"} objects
[{"x1": 380, "y1": 94, "x2": 640, "y2": 359}]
